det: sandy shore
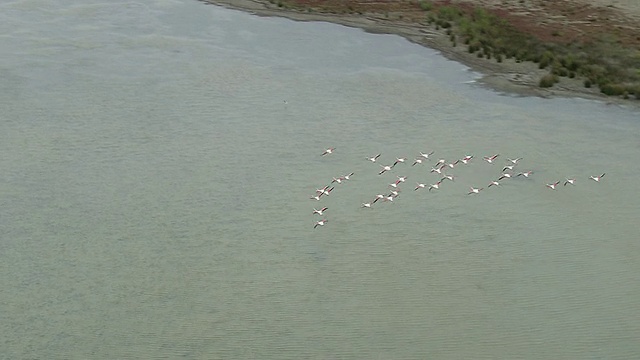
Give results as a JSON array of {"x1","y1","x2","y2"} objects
[{"x1": 201, "y1": 0, "x2": 638, "y2": 105}]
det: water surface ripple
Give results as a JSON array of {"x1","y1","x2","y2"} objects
[{"x1": 1, "y1": 0, "x2": 639, "y2": 358}]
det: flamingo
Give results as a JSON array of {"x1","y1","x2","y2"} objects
[
  {"x1": 415, "y1": 182, "x2": 427, "y2": 191},
  {"x1": 468, "y1": 186, "x2": 483, "y2": 195},
  {"x1": 378, "y1": 164, "x2": 394, "y2": 175},
  {"x1": 589, "y1": 173, "x2": 605, "y2": 182},
  {"x1": 483, "y1": 154, "x2": 499, "y2": 164},
  {"x1": 488, "y1": 180, "x2": 500, "y2": 188},
  {"x1": 546, "y1": 181, "x2": 560, "y2": 190},
  {"x1": 321, "y1": 147, "x2": 335, "y2": 156},
  {"x1": 366, "y1": 154, "x2": 381, "y2": 163},
  {"x1": 313, "y1": 207, "x2": 328, "y2": 216},
  {"x1": 441, "y1": 174, "x2": 455, "y2": 182},
  {"x1": 419, "y1": 151, "x2": 435, "y2": 159},
  {"x1": 502, "y1": 165, "x2": 516, "y2": 172},
  {"x1": 430, "y1": 165, "x2": 445, "y2": 174},
  {"x1": 507, "y1": 157, "x2": 523, "y2": 165},
  {"x1": 361, "y1": 202, "x2": 373, "y2": 208},
  {"x1": 343, "y1": 172, "x2": 354, "y2": 180},
  {"x1": 393, "y1": 157, "x2": 407, "y2": 166},
  {"x1": 314, "y1": 219, "x2": 328, "y2": 228},
  {"x1": 564, "y1": 178, "x2": 576, "y2": 186},
  {"x1": 412, "y1": 158, "x2": 424, "y2": 166},
  {"x1": 459, "y1": 155, "x2": 474, "y2": 164},
  {"x1": 517, "y1": 171, "x2": 533, "y2": 178},
  {"x1": 331, "y1": 176, "x2": 344, "y2": 184},
  {"x1": 383, "y1": 194, "x2": 397, "y2": 202},
  {"x1": 396, "y1": 175, "x2": 408, "y2": 183},
  {"x1": 446, "y1": 160, "x2": 460, "y2": 169},
  {"x1": 429, "y1": 181, "x2": 443, "y2": 191},
  {"x1": 321, "y1": 187, "x2": 334, "y2": 196},
  {"x1": 498, "y1": 173, "x2": 513, "y2": 181}
]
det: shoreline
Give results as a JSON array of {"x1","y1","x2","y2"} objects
[{"x1": 201, "y1": 0, "x2": 637, "y2": 107}]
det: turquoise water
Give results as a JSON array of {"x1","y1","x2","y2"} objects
[{"x1": 1, "y1": 0, "x2": 639, "y2": 358}]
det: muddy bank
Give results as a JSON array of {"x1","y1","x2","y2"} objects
[{"x1": 201, "y1": 0, "x2": 638, "y2": 106}]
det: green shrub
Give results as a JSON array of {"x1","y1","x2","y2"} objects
[
  {"x1": 599, "y1": 83, "x2": 626, "y2": 96},
  {"x1": 419, "y1": 0, "x2": 433, "y2": 11},
  {"x1": 539, "y1": 73, "x2": 559, "y2": 88}
]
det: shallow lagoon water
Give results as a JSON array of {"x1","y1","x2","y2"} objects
[{"x1": 1, "y1": 0, "x2": 640, "y2": 358}]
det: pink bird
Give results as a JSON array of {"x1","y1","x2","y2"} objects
[
  {"x1": 321, "y1": 186, "x2": 334, "y2": 196},
  {"x1": 430, "y1": 165, "x2": 446, "y2": 174},
  {"x1": 393, "y1": 157, "x2": 408, "y2": 166},
  {"x1": 314, "y1": 219, "x2": 328, "y2": 228},
  {"x1": 546, "y1": 181, "x2": 560, "y2": 190},
  {"x1": 429, "y1": 181, "x2": 443, "y2": 191},
  {"x1": 517, "y1": 171, "x2": 533, "y2": 178},
  {"x1": 313, "y1": 207, "x2": 328, "y2": 216},
  {"x1": 468, "y1": 186, "x2": 483, "y2": 195},
  {"x1": 483, "y1": 154, "x2": 499, "y2": 164},
  {"x1": 589, "y1": 173, "x2": 605, "y2": 182},
  {"x1": 366, "y1": 153, "x2": 381, "y2": 163},
  {"x1": 458, "y1": 155, "x2": 474, "y2": 164},
  {"x1": 488, "y1": 180, "x2": 500, "y2": 188},
  {"x1": 378, "y1": 164, "x2": 394, "y2": 175},
  {"x1": 564, "y1": 178, "x2": 576, "y2": 186},
  {"x1": 321, "y1": 147, "x2": 335, "y2": 156},
  {"x1": 419, "y1": 151, "x2": 435, "y2": 159}
]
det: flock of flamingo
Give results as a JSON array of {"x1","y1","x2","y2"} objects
[{"x1": 311, "y1": 147, "x2": 605, "y2": 229}]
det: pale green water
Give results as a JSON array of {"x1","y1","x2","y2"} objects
[{"x1": 1, "y1": 0, "x2": 640, "y2": 359}]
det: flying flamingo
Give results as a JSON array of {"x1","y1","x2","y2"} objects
[
  {"x1": 378, "y1": 164, "x2": 394, "y2": 175},
  {"x1": 546, "y1": 181, "x2": 560, "y2": 190},
  {"x1": 419, "y1": 151, "x2": 435, "y2": 159},
  {"x1": 429, "y1": 181, "x2": 443, "y2": 191},
  {"x1": 589, "y1": 173, "x2": 605, "y2": 182},
  {"x1": 468, "y1": 186, "x2": 483, "y2": 195},
  {"x1": 393, "y1": 157, "x2": 407, "y2": 166},
  {"x1": 483, "y1": 154, "x2": 499, "y2": 164},
  {"x1": 366, "y1": 154, "x2": 381, "y2": 163},
  {"x1": 314, "y1": 219, "x2": 328, "y2": 228},
  {"x1": 313, "y1": 207, "x2": 328, "y2": 216},
  {"x1": 321, "y1": 147, "x2": 335, "y2": 156}
]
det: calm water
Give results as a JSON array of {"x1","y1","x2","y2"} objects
[{"x1": 1, "y1": 0, "x2": 640, "y2": 358}]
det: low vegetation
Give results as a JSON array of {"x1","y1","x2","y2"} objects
[
  {"x1": 419, "y1": 1, "x2": 640, "y2": 98},
  {"x1": 267, "y1": 0, "x2": 640, "y2": 99}
]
